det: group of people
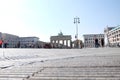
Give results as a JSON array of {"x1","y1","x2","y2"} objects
[
  {"x1": 95, "y1": 38, "x2": 104, "y2": 48},
  {"x1": 0, "y1": 39, "x2": 8, "y2": 48}
]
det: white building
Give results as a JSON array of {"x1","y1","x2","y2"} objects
[
  {"x1": 0, "y1": 32, "x2": 2, "y2": 39},
  {"x1": 104, "y1": 25, "x2": 120, "y2": 47},
  {"x1": 83, "y1": 34, "x2": 104, "y2": 48},
  {"x1": 2, "y1": 33, "x2": 19, "y2": 48},
  {"x1": 0, "y1": 32, "x2": 41, "y2": 48},
  {"x1": 19, "y1": 37, "x2": 39, "y2": 48}
]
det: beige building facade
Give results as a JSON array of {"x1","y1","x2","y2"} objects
[
  {"x1": 104, "y1": 25, "x2": 120, "y2": 47},
  {"x1": 83, "y1": 34, "x2": 104, "y2": 48},
  {"x1": 0, "y1": 32, "x2": 40, "y2": 48},
  {"x1": 2, "y1": 33, "x2": 19, "y2": 48},
  {"x1": 19, "y1": 37, "x2": 39, "y2": 48}
]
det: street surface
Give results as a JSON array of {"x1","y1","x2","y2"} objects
[{"x1": 0, "y1": 48, "x2": 120, "y2": 80}]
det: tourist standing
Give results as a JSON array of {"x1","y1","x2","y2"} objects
[
  {"x1": 95, "y1": 38, "x2": 99, "y2": 48},
  {"x1": 0, "y1": 39, "x2": 2, "y2": 48}
]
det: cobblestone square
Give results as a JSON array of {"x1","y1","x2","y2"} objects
[{"x1": 0, "y1": 48, "x2": 120, "y2": 80}]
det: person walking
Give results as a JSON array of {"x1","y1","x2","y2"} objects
[
  {"x1": 0, "y1": 40, "x2": 2, "y2": 48},
  {"x1": 95, "y1": 38, "x2": 99, "y2": 48},
  {"x1": 101, "y1": 38, "x2": 104, "y2": 47}
]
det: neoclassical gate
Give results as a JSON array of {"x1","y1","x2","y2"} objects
[{"x1": 50, "y1": 34, "x2": 72, "y2": 48}]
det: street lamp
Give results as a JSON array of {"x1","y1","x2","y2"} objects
[
  {"x1": 106, "y1": 26, "x2": 110, "y2": 47},
  {"x1": 74, "y1": 17, "x2": 80, "y2": 48}
]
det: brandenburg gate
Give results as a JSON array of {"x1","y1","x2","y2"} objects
[{"x1": 50, "y1": 32, "x2": 72, "y2": 48}]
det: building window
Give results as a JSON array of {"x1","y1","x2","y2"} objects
[
  {"x1": 117, "y1": 35, "x2": 118, "y2": 37},
  {"x1": 85, "y1": 39, "x2": 88, "y2": 41},
  {"x1": 117, "y1": 38, "x2": 119, "y2": 41}
]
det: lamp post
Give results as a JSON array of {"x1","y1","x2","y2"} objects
[
  {"x1": 106, "y1": 26, "x2": 110, "y2": 47},
  {"x1": 74, "y1": 17, "x2": 80, "y2": 48}
]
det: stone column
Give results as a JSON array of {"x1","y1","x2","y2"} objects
[
  {"x1": 66, "y1": 40, "x2": 68, "y2": 47},
  {"x1": 58, "y1": 40, "x2": 60, "y2": 44},
  {"x1": 54, "y1": 40, "x2": 56, "y2": 47},
  {"x1": 54, "y1": 40, "x2": 56, "y2": 44},
  {"x1": 50, "y1": 40, "x2": 53, "y2": 43},
  {"x1": 70, "y1": 40, "x2": 71, "y2": 47},
  {"x1": 62, "y1": 40, "x2": 64, "y2": 45}
]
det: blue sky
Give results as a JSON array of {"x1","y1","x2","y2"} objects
[{"x1": 0, "y1": 0, "x2": 120, "y2": 42}]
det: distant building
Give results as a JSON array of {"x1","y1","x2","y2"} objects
[
  {"x1": 104, "y1": 25, "x2": 120, "y2": 47},
  {"x1": 83, "y1": 34, "x2": 104, "y2": 48},
  {"x1": 19, "y1": 37, "x2": 39, "y2": 48},
  {"x1": 0, "y1": 32, "x2": 2, "y2": 39},
  {"x1": 0, "y1": 32, "x2": 43, "y2": 48},
  {"x1": 2, "y1": 33, "x2": 19, "y2": 48},
  {"x1": 72, "y1": 39, "x2": 83, "y2": 48}
]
